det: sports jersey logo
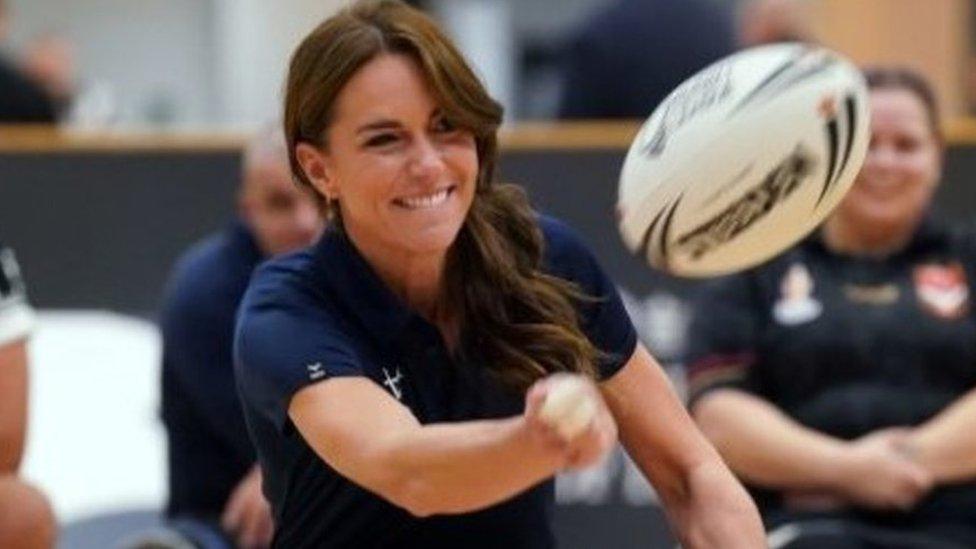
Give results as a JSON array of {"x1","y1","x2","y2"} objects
[
  {"x1": 306, "y1": 362, "x2": 325, "y2": 381},
  {"x1": 843, "y1": 283, "x2": 900, "y2": 305},
  {"x1": 382, "y1": 367, "x2": 404, "y2": 401},
  {"x1": 914, "y1": 263, "x2": 968, "y2": 320},
  {"x1": 773, "y1": 263, "x2": 822, "y2": 325}
]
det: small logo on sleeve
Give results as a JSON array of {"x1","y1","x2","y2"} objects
[
  {"x1": 382, "y1": 367, "x2": 404, "y2": 401},
  {"x1": 306, "y1": 362, "x2": 325, "y2": 381}
]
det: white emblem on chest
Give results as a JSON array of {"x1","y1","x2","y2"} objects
[
  {"x1": 773, "y1": 263, "x2": 822, "y2": 326},
  {"x1": 382, "y1": 367, "x2": 404, "y2": 400}
]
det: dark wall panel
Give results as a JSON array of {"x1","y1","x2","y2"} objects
[
  {"x1": 3, "y1": 144, "x2": 975, "y2": 316},
  {"x1": 1, "y1": 152, "x2": 240, "y2": 314}
]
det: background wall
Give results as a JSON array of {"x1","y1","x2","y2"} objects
[
  {"x1": 808, "y1": 0, "x2": 972, "y2": 117},
  {"x1": 6, "y1": 0, "x2": 346, "y2": 126},
  {"x1": 7, "y1": 0, "x2": 218, "y2": 125},
  {"x1": 211, "y1": 0, "x2": 345, "y2": 124},
  {"x1": 7, "y1": 0, "x2": 972, "y2": 123}
]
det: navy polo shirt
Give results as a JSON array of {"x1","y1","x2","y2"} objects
[
  {"x1": 558, "y1": 0, "x2": 734, "y2": 119},
  {"x1": 234, "y1": 215, "x2": 637, "y2": 548},
  {"x1": 161, "y1": 221, "x2": 262, "y2": 520}
]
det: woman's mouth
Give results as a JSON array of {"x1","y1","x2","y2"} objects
[{"x1": 394, "y1": 186, "x2": 456, "y2": 210}]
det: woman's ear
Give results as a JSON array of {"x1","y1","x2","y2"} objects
[{"x1": 296, "y1": 142, "x2": 338, "y2": 200}]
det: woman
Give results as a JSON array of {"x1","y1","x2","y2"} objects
[
  {"x1": 688, "y1": 67, "x2": 976, "y2": 548},
  {"x1": 234, "y1": 1, "x2": 762, "y2": 547}
]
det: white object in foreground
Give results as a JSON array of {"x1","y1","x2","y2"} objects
[
  {"x1": 539, "y1": 376, "x2": 598, "y2": 440},
  {"x1": 23, "y1": 311, "x2": 165, "y2": 522}
]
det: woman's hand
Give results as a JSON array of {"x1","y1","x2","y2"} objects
[
  {"x1": 832, "y1": 428, "x2": 933, "y2": 511},
  {"x1": 523, "y1": 373, "x2": 618, "y2": 471},
  {"x1": 222, "y1": 466, "x2": 274, "y2": 549}
]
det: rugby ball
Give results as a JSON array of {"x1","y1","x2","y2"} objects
[{"x1": 617, "y1": 43, "x2": 869, "y2": 277}]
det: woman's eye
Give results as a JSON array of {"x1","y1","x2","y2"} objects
[
  {"x1": 365, "y1": 133, "x2": 398, "y2": 147},
  {"x1": 433, "y1": 117, "x2": 457, "y2": 133},
  {"x1": 896, "y1": 137, "x2": 919, "y2": 152}
]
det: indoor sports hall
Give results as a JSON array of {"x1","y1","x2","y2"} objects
[{"x1": 2, "y1": 1, "x2": 974, "y2": 548}]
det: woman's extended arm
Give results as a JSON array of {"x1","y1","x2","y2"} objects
[
  {"x1": 289, "y1": 373, "x2": 615, "y2": 517},
  {"x1": 602, "y1": 345, "x2": 765, "y2": 549}
]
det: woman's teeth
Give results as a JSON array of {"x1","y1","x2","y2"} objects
[{"x1": 399, "y1": 188, "x2": 450, "y2": 209}]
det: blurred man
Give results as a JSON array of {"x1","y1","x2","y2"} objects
[
  {"x1": 21, "y1": 33, "x2": 76, "y2": 118},
  {"x1": 160, "y1": 126, "x2": 323, "y2": 548},
  {"x1": 557, "y1": 0, "x2": 735, "y2": 119},
  {"x1": 0, "y1": 244, "x2": 56, "y2": 549},
  {"x1": 737, "y1": 0, "x2": 814, "y2": 47},
  {"x1": 0, "y1": 0, "x2": 56, "y2": 122}
]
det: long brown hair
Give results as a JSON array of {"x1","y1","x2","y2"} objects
[{"x1": 283, "y1": 0, "x2": 599, "y2": 390}]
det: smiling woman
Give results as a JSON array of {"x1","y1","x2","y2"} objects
[
  {"x1": 283, "y1": 0, "x2": 599, "y2": 401},
  {"x1": 823, "y1": 69, "x2": 944, "y2": 256},
  {"x1": 295, "y1": 54, "x2": 481, "y2": 313},
  {"x1": 232, "y1": 1, "x2": 763, "y2": 547}
]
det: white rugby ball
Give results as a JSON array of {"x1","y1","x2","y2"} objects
[{"x1": 617, "y1": 43, "x2": 869, "y2": 277}]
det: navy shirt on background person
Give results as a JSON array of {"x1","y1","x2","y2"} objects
[
  {"x1": 161, "y1": 221, "x2": 262, "y2": 521},
  {"x1": 557, "y1": 0, "x2": 735, "y2": 120},
  {"x1": 686, "y1": 220, "x2": 976, "y2": 537},
  {"x1": 234, "y1": 216, "x2": 638, "y2": 548}
]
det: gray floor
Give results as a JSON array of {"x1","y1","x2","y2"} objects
[{"x1": 59, "y1": 510, "x2": 163, "y2": 549}]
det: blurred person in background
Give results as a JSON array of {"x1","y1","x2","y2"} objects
[
  {"x1": 556, "y1": 0, "x2": 735, "y2": 120},
  {"x1": 736, "y1": 0, "x2": 814, "y2": 48},
  {"x1": 21, "y1": 33, "x2": 76, "y2": 119},
  {"x1": 160, "y1": 126, "x2": 323, "y2": 549},
  {"x1": 687, "y1": 67, "x2": 976, "y2": 548},
  {"x1": 0, "y1": 244, "x2": 56, "y2": 549},
  {"x1": 0, "y1": 0, "x2": 56, "y2": 122}
]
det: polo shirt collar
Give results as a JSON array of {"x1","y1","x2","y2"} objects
[{"x1": 310, "y1": 226, "x2": 418, "y2": 348}]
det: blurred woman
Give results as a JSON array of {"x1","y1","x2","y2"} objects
[
  {"x1": 233, "y1": 1, "x2": 762, "y2": 547},
  {"x1": 688, "y1": 67, "x2": 976, "y2": 548}
]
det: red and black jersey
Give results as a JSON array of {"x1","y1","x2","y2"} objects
[
  {"x1": 687, "y1": 220, "x2": 976, "y2": 438},
  {"x1": 686, "y1": 219, "x2": 976, "y2": 529}
]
